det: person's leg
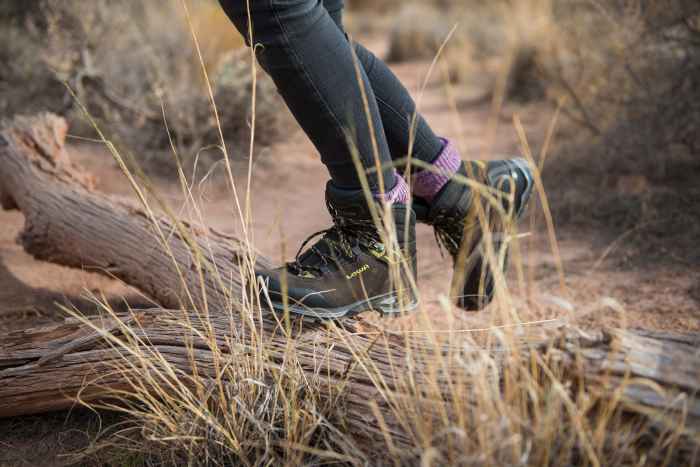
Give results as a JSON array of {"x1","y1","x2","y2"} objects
[
  {"x1": 218, "y1": 0, "x2": 416, "y2": 318},
  {"x1": 322, "y1": 0, "x2": 445, "y2": 174},
  {"x1": 218, "y1": 0, "x2": 402, "y2": 194},
  {"x1": 324, "y1": 1, "x2": 536, "y2": 312}
]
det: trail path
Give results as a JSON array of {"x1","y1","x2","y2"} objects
[{"x1": 1, "y1": 45, "x2": 697, "y2": 336}]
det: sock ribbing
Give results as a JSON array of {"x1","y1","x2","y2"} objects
[
  {"x1": 412, "y1": 137, "x2": 461, "y2": 202},
  {"x1": 375, "y1": 171, "x2": 409, "y2": 204}
]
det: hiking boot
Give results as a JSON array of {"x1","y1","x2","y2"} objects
[
  {"x1": 414, "y1": 157, "x2": 534, "y2": 310},
  {"x1": 255, "y1": 181, "x2": 418, "y2": 320}
]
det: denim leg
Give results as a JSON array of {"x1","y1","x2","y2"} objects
[
  {"x1": 218, "y1": 0, "x2": 395, "y2": 192},
  {"x1": 353, "y1": 43, "x2": 444, "y2": 171},
  {"x1": 322, "y1": 0, "x2": 444, "y2": 172},
  {"x1": 322, "y1": 0, "x2": 344, "y2": 25}
]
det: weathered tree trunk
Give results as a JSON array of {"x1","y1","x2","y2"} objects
[
  {"x1": 0, "y1": 113, "x2": 262, "y2": 312},
  {"x1": 0, "y1": 114, "x2": 699, "y2": 448}
]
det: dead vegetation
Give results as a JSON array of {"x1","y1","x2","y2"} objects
[
  {"x1": 384, "y1": 0, "x2": 700, "y2": 264},
  {"x1": 1, "y1": 113, "x2": 699, "y2": 466},
  {"x1": 1, "y1": 1, "x2": 699, "y2": 466},
  {"x1": 543, "y1": 0, "x2": 700, "y2": 263},
  {"x1": 0, "y1": 0, "x2": 285, "y2": 177},
  {"x1": 385, "y1": 4, "x2": 454, "y2": 63}
]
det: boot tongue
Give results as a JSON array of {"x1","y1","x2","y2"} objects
[{"x1": 296, "y1": 230, "x2": 340, "y2": 266}]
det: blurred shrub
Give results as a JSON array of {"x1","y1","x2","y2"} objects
[
  {"x1": 381, "y1": 0, "x2": 699, "y2": 258},
  {"x1": 548, "y1": 0, "x2": 700, "y2": 156},
  {"x1": 0, "y1": 1, "x2": 42, "y2": 22},
  {"x1": 543, "y1": 0, "x2": 700, "y2": 260},
  {"x1": 0, "y1": 6, "x2": 64, "y2": 121},
  {"x1": 383, "y1": 0, "x2": 547, "y2": 97},
  {"x1": 386, "y1": 4, "x2": 447, "y2": 63},
  {"x1": 346, "y1": 0, "x2": 401, "y2": 13},
  {"x1": 385, "y1": 0, "x2": 699, "y2": 159},
  {"x1": 0, "y1": 0, "x2": 284, "y2": 177}
]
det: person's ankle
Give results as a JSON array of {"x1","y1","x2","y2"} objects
[{"x1": 412, "y1": 137, "x2": 461, "y2": 203}]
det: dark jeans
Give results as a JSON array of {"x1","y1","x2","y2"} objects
[{"x1": 218, "y1": 0, "x2": 444, "y2": 192}]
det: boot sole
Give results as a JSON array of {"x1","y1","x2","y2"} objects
[
  {"x1": 266, "y1": 290, "x2": 419, "y2": 321},
  {"x1": 459, "y1": 158, "x2": 535, "y2": 310}
]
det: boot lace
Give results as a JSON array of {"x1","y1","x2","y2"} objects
[
  {"x1": 288, "y1": 204, "x2": 382, "y2": 278},
  {"x1": 433, "y1": 216, "x2": 466, "y2": 259}
]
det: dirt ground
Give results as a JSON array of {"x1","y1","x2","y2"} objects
[{"x1": 1, "y1": 41, "x2": 698, "y2": 466}]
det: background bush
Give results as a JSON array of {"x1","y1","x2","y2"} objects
[
  {"x1": 0, "y1": 0, "x2": 285, "y2": 177},
  {"x1": 382, "y1": 0, "x2": 700, "y2": 259},
  {"x1": 544, "y1": 0, "x2": 700, "y2": 261}
]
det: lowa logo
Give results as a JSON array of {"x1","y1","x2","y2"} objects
[{"x1": 346, "y1": 264, "x2": 370, "y2": 280}]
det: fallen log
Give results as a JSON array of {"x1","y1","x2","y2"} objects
[
  {"x1": 0, "y1": 114, "x2": 699, "y2": 453},
  {"x1": 0, "y1": 113, "x2": 462, "y2": 445}
]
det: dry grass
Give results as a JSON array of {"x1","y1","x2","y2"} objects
[
  {"x1": 540, "y1": 1, "x2": 700, "y2": 263},
  {"x1": 382, "y1": 0, "x2": 552, "y2": 96},
  {"x1": 68, "y1": 262, "x2": 697, "y2": 465},
  {"x1": 73, "y1": 322, "x2": 685, "y2": 465},
  {"x1": 53, "y1": 8, "x2": 698, "y2": 466},
  {"x1": 0, "y1": 0, "x2": 285, "y2": 177},
  {"x1": 384, "y1": 0, "x2": 700, "y2": 262},
  {"x1": 385, "y1": 4, "x2": 456, "y2": 63},
  {"x1": 3, "y1": 1, "x2": 699, "y2": 466}
]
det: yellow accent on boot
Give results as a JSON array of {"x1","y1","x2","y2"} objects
[{"x1": 345, "y1": 264, "x2": 370, "y2": 280}]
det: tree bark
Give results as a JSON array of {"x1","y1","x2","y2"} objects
[{"x1": 0, "y1": 114, "x2": 699, "y2": 448}]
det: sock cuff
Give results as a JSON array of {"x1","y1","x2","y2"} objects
[
  {"x1": 412, "y1": 137, "x2": 461, "y2": 202},
  {"x1": 375, "y1": 171, "x2": 410, "y2": 205}
]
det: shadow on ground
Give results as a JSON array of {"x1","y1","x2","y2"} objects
[{"x1": 0, "y1": 258, "x2": 152, "y2": 333}]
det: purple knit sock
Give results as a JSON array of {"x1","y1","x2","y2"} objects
[
  {"x1": 412, "y1": 137, "x2": 461, "y2": 202},
  {"x1": 375, "y1": 171, "x2": 410, "y2": 205}
]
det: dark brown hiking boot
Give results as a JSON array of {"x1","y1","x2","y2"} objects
[
  {"x1": 414, "y1": 158, "x2": 534, "y2": 310},
  {"x1": 255, "y1": 181, "x2": 418, "y2": 320}
]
